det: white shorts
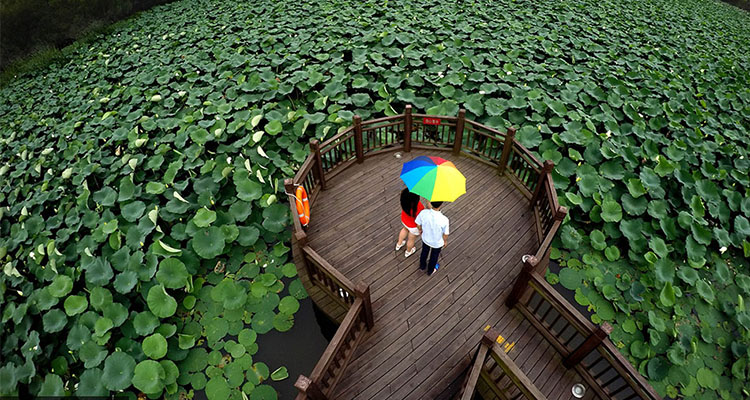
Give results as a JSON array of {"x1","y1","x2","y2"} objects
[{"x1": 402, "y1": 222, "x2": 420, "y2": 236}]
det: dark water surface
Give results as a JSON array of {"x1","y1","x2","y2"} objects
[
  {"x1": 253, "y1": 297, "x2": 333, "y2": 399},
  {"x1": 192, "y1": 295, "x2": 333, "y2": 400}
]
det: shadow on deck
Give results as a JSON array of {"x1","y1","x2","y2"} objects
[{"x1": 287, "y1": 107, "x2": 661, "y2": 400}]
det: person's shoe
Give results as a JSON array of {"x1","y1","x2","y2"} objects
[
  {"x1": 395, "y1": 240, "x2": 406, "y2": 251},
  {"x1": 405, "y1": 247, "x2": 417, "y2": 258},
  {"x1": 428, "y1": 263, "x2": 440, "y2": 276}
]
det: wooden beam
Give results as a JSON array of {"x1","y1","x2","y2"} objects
[
  {"x1": 453, "y1": 109, "x2": 466, "y2": 156},
  {"x1": 310, "y1": 139, "x2": 327, "y2": 190},
  {"x1": 459, "y1": 342, "x2": 489, "y2": 400},
  {"x1": 530, "y1": 160, "x2": 554, "y2": 205},
  {"x1": 497, "y1": 127, "x2": 516, "y2": 173},
  {"x1": 295, "y1": 375, "x2": 328, "y2": 400},
  {"x1": 353, "y1": 115, "x2": 363, "y2": 163},
  {"x1": 505, "y1": 255, "x2": 537, "y2": 308},
  {"x1": 355, "y1": 281, "x2": 374, "y2": 330},
  {"x1": 486, "y1": 340, "x2": 548, "y2": 400},
  {"x1": 404, "y1": 105, "x2": 412, "y2": 152},
  {"x1": 563, "y1": 323, "x2": 613, "y2": 368}
]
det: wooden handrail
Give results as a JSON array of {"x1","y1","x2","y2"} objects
[
  {"x1": 511, "y1": 138, "x2": 543, "y2": 170},
  {"x1": 600, "y1": 340, "x2": 663, "y2": 400},
  {"x1": 294, "y1": 153, "x2": 317, "y2": 185},
  {"x1": 528, "y1": 273, "x2": 596, "y2": 335},
  {"x1": 320, "y1": 126, "x2": 354, "y2": 149},
  {"x1": 482, "y1": 330, "x2": 548, "y2": 400},
  {"x1": 563, "y1": 323, "x2": 613, "y2": 368},
  {"x1": 458, "y1": 341, "x2": 489, "y2": 400},
  {"x1": 464, "y1": 119, "x2": 506, "y2": 137},
  {"x1": 302, "y1": 245, "x2": 357, "y2": 294},
  {"x1": 359, "y1": 114, "x2": 403, "y2": 125},
  {"x1": 309, "y1": 297, "x2": 364, "y2": 381},
  {"x1": 411, "y1": 113, "x2": 459, "y2": 121},
  {"x1": 534, "y1": 206, "x2": 567, "y2": 261}
]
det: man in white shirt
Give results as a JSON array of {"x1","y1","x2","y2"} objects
[{"x1": 415, "y1": 202, "x2": 450, "y2": 276}]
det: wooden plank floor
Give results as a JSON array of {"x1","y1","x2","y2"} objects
[{"x1": 297, "y1": 149, "x2": 593, "y2": 400}]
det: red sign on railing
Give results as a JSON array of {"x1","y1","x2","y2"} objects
[{"x1": 422, "y1": 117, "x2": 441, "y2": 125}]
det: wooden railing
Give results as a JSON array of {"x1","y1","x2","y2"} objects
[
  {"x1": 506, "y1": 261, "x2": 661, "y2": 400},
  {"x1": 284, "y1": 105, "x2": 659, "y2": 399},
  {"x1": 293, "y1": 244, "x2": 374, "y2": 400},
  {"x1": 301, "y1": 105, "x2": 566, "y2": 268},
  {"x1": 457, "y1": 330, "x2": 547, "y2": 400}
]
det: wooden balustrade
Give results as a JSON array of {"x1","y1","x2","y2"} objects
[
  {"x1": 457, "y1": 330, "x2": 548, "y2": 400},
  {"x1": 360, "y1": 115, "x2": 405, "y2": 155},
  {"x1": 294, "y1": 246, "x2": 374, "y2": 400},
  {"x1": 319, "y1": 127, "x2": 357, "y2": 177},
  {"x1": 460, "y1": 120, "x2": 508, "y2": 167},
  {"x1": 295, "y1": 296, "x2": 371, "y2": 400},
  {"x1": 506, "y1": 143, "x2": 542, "y2": 198},
  {"x1": 509, "y1": 272, "x2": 661, "y2": 400},
  {"x1": 287, "y1": 105, "x2": 657, "y2": 400},
  {"x1": 301, "y1": 245, "x2": 357, "y2": 309},
  {"x1": 411, "y1": 113, "x2": 458, "y2": 147}
]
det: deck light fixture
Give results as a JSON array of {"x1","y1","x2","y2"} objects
[{"x1": 571, "y1": 383, "x2": 586, "y2": 398}]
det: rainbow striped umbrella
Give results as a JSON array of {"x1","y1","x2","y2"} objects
[{"x1": 400, "y1": 156, "x2": 466, "y2": 202}]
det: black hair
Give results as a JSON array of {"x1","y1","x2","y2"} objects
[
  {"x1": 431, "y1": 201, "x2": 443, "y2": 209},
  {"x1": 400, "y1": 188, "x2": 420, "y2": 217}
]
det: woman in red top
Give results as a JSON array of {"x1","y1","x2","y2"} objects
[{"x1": 396, "y1": 188, "x2": 425, "y2": 257}]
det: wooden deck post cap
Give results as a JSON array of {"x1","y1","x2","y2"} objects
[
  {"x1": 523, "y1": 255, "x2": 539, "y2": 266},
  {"x1": 542, "y1": 160, "x2": 555, "y2": 172},
  {"x1": 405, "y1": 104, "x2": 412, "y2": 111},
  {"x1": 283, "y1": 178, "x2": 295, "y2": 192},
  {"x1": 506, "y1": 126, "x2": 517, "y2": 137},
  {"x1": 310, "y1": 138, "x2": 320, "y2": 146},
  {"x1": 295, "y1": 231, "x2": 308, "y2": 245},
  {"x1": 354, "y1": 281, "x2": 369, "y2": 294},
  {"x1": 599, "y1": 322, "x2": 614, "y2": 336},
  {"x1": 555, "y1": 206, "x2": 568, "y2": 220},
  {"x1": 294, "y1": 374, "x2": 312, "y2": 391},
  {"x1": 458, "y1": 108, "x2": 466, "y2": 116},
  {"x1": 353, "y1": 115, "x2": 362, "y2": 123},
  {"x1": 482, "y1": 328, "x2": 500, "y2": 346}
]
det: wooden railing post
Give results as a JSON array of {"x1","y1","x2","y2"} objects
[
  {"x1": 284, "y1": 178, "x2": 300, "y2": 224},
  {"x1": 482, "y1": 328, "x2": 500, "y2": 347},
  {"x1": 404, "y1": 105, "x2": 412, "y2": 152},
  {"x1": 355, "y1": 281, "x2": 374, "y2": 329},
  {"x1": 452, "y1": 109, "x2": 466, "y2": 155},
  {"x1": 498, "y1": 127, "x2": 516, "y2": 173},
  {"x1": 563, "y1": 323, "x2": 613, "y2": 368},
  {"x1": 353, "y1": 115, "x2": 364, "y2": 163},
  {"x1": 284, "y1": 178, "x2": 296, "y2": 200},
  {"x1": 556, "y1": 206, "x2": 568, "y2": 221},
  {"x1": 505, "y1": 255, "x2": 538, "y2": 308},
  {"x1": 310, "y1": 139, "x2": 327, "y2": 190},
  {"x1": 530, "y1": 160, "x2": 554, "y2": 205},
  {"x1": 295, "y1": 375, "x2": 328, "y2": 400}
]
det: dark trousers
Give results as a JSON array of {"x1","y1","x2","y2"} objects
[{"x1": 419, "y1": 244, "x2": 442, "y2": 274}]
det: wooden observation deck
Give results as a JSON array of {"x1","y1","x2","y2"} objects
[{"x1": 284, "y1": 106, "x2": 661, "y2": 400}]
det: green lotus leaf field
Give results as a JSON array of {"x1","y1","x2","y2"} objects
[{"x1": 1, "y1": 0, "x2": 749, "y2": 398}]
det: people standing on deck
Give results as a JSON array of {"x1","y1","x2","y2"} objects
[
  {"x1": 396, "y1": 188, "x2": 424, "y2": 258},
  {"x1": 415, "y1": 202, "x2": 450, "y2": 276}
]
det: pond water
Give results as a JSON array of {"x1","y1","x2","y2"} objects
[
  {"x1": 192, "y1": 290, "x2": 334, "y2": 400},
  {"x1": 253, "y1": 296, "x2": 334, "y2": 399}
]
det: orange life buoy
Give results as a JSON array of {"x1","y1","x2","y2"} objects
[{"x1": 295, "y1": 186, "x2": 310, "y2": 226}]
